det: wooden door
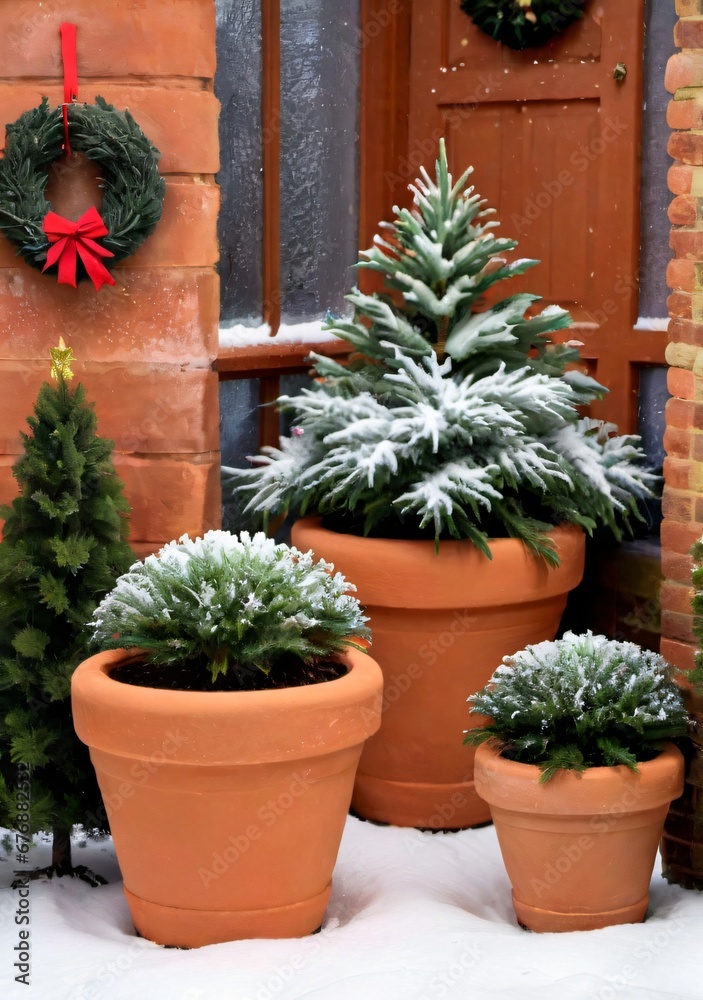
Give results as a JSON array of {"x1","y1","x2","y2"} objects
[{"x1": 403, "y1": 0, "x2": 660, "y2": 432}]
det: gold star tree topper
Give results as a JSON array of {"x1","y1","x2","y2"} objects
[{"x1": 50, "y1": 337, "x2": 75, "y2": 381}]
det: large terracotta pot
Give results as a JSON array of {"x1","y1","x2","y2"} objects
[
  {"x1": 474, "y1": 741, "x2": 685, "y2": 932},
  {"x1": 71, "y1": 646, "x2": 382, "y2": 947},
  {"x1": 291, "y1": 517, "x2": 585, "y2": 829},
  {"x1": 661, "y1": 689, "x2": 703, "y2": 889}
]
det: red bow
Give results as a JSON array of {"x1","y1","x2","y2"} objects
[{"x1": 42, "y1": 207, "x2": 116, "y2": 290}]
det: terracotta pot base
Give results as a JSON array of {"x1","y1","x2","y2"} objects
[
  {"x1": 125, "y1": 883, "x2": 331, "y2": 948},
  {"x1": 292, "y1": 518, "x2": 586, "y2": 831},
  {"x1": 352, "y1": 772, "x2": 491, "y2": 829},
  {"x1": 512, "y1": 891, "x2": 649, "y2": 934}
]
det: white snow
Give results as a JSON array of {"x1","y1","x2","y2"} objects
[
  {"x1": 219, "y1": 320, "x2": 343, "y2": 349},
  {"x1": 0, "y1": 819, "x2": 699, "y2": 999}
]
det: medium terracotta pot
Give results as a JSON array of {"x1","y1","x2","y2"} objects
[
  {"x1": 71, "y1": 647, "x2": 382, "y2": 947},
  {"x1": 661, "y1": 689, "x2": 703, "y2": 890},
  {"x1": 291, "y1": 517, "x2": 585, "y2": 829},
  {"x1": 474, "y1": 741, "x2": 685, "y2": 932}
]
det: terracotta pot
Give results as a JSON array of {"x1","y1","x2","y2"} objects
[
  {"x1": 71, "y1": 646, "x2": 383, "y2": 947},
  {"x1": 474, "y1": 741, "x2": 685, "y2": 932},
  {"x1": 290, "y1": 517, "x2": 585, "y2": 829},
  {"x1": 661, "y1": 689, "x2": 703, "y2": 890}
]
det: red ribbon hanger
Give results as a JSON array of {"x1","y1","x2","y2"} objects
[
  {"x1": 60, "y1": 22, "x2": 78, "y2": 157},
  {"x1": 42, "y1": 207, "x2": 116, "y2": 290}
]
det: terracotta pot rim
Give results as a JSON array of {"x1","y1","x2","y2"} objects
[
  {"x1": 292, "y1": 517, "x2": 586, "y2": 608},
  {"x1": 296, "y1": 515, "x2": 580, "y2": 553},
  {"x1": 474, "y1": 740, "x2": 685, "y2": 814},
  {"x1": 72, "y1": 645, "x2": 383, "y2": 763}
]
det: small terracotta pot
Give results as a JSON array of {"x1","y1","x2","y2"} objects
[
  {"x1": 474, "y1": 741, "x2": 685, "y2": 932},
  {"x1": 71, "y1": 646, "x2": 383, "y2": 947},
  {"x1": 291, "y1": 517, "x2": 584, "y2": 829}
]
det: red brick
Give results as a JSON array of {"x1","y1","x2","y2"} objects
[
  {"x1": 660, "y1": 581, "x2": 695, "y2": 615},
  {"x1": 669, "y1": 130, "x2": 703, "y2": 166},
  {"x1": 667, "y1": 258, "x2": 697, "y2": 291},
  {"x1": 668, "y1": 290, "x2": 694, "y2": 318},
  {"x1": 0, "y1": 268, "x2": 219, "y2": 366},
  {"x1": 661, "y1": 520, "x2": 703, "y2": 554},
  {"x1": 669, "y1": 195, "x2": 700, "y2": 226},
  {"x1": 662, "y1": 548, "x2": 696, "y2": 585},
  {"x1": 0, "y1": 0, "x2": 215, "y2": 79},
  {"x1": 668, "y1": 316, "x2": 703, "y2": 345},
  {"x1": 668, "y1": 365, "x2": 698, "y2": 397},
  {"x1": 664, "y1": 426, "x2": 693, "y2": 458},
  {"x1": 663, "y1": 488, "x2": 697, "y2": 521},
  {"x1": 661, "y1": 610, "x2": 696, "y2": 643},
  {"x1": 116, "y1": 454, "x2": 221, "y2": 542},
  {"x1": 1, "y1": 454, "x2": 221, "y2": 542},
  {"x1": 0, "y1": 179, "x2": 220, "y2": 270},
  {"x1": 676, "y1": 18, "x2": 703, "y2": 49},
  {"x1": 669, "y1": 163, "x2": 696, "y2": 194},
  {"x1": 0, "y1": 84, "x2": 220, "y2": 175},
  {"x1": 663, "y1": 455, "x2": 692, "y2": 488},
  {"x1": 666, "y1": 396, "x2": 703, "y2": 430},
  {"x1": 660, "y1": 638, "x2": 697, "y2": 672},
  {"x1": 666, "y1": 397, "x2": 696, "y2": 428},
  {"x1": 666, "y1": 52, "x2": 703, "y2": 93},
  {"x1": 670, "y1": 227, "x2": 703, "y2": 257},
  {"x1": 0, "y1": 363, "x2": 220, "y2": 455},
  {"x1": 668, "y1": 96, "x2": 703, "y2": 130}
]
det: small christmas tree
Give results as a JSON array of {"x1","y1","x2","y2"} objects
[
  {"x1": 0, "y1": 340, "x2": 133, "y2": 878},
  {"x1": 231, "y1": 141, "x2": 656, "y2": 563}
]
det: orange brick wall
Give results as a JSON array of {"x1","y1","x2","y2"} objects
[
  {"x1": 0, "y1": 0, "x2": 221, "y2": 557},
  {"x1": 662, "y1": 0, "x2": 703, "y2": 672}
]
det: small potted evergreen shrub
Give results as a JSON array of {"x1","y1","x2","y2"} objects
[
  {"x1": 0, "y1": 340, "x2": 132, "y2": 881},
  {"x1": 227, "y1": 141, "x2": 656, "y2": 831},
  {"x1": 661, "y1": 537, "x2": 703, "y2": 889},
  {"x1": 467, "y1": 631, "x2": 686, "y2": 932},
  {"x1": 71, "y1": 530, "x2": 382, "y2": 947}
]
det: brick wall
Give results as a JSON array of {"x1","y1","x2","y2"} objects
[
  {"x1": 0, "y1": 0, "x2": 221, "y2": 558},
  {"x1": 661, "y1": 0, "x2": 703, "y2": 671}
]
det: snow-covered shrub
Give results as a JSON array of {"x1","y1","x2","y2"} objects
[
  {"x1": 465, "y1": 631, "x2": 687, "y2": 781},
  {"x1": 89, "y1": 530, "x2": 369, "y2": 684},
  {"x1": 227, "y1": 141, "x2": 656, "y2": 564}
]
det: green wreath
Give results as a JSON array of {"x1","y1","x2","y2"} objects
[
  {"x1": 459, "y1": 0, "x2": 586, "y2": 50},
  {"x1": 0, "y1": 96, "x2": 165, "y2": 284}
]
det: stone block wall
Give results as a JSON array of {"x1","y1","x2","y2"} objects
[
  {"x1": 0, "y1": 0, "x2": 221, "y2": 557},
  {"x1": 662, "y1": 0, "x2": 703, "y2": 670}
]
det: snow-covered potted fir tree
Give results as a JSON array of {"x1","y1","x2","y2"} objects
[
  {"x1": 467, "y1": 631, "x2": 686, "y2": 932},
  {"x1": 71, "y1": 530, "x2": 382, "y2": 947},
  {"x1": 229, "y1": 141, "x2": 656, "y2": 830}
]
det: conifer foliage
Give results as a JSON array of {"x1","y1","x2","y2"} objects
[
  {"x1": 0, "y1": 344, "x2": 132, "y2": 874},
  {"x1": 230, "y1": 142, "x2": 656, "y2": 564}
]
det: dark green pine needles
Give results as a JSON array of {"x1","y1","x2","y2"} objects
[{"x1": 0, "y1": 359, "x2": 132, "y2": 872}]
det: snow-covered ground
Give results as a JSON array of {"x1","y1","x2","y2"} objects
[{"x1": 0, "y1": 818, "x2": 700, "y2": 1000}]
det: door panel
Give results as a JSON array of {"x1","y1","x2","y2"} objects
[{"x1": 408, "y1": 0, "x2": 657, "y2": 431}]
